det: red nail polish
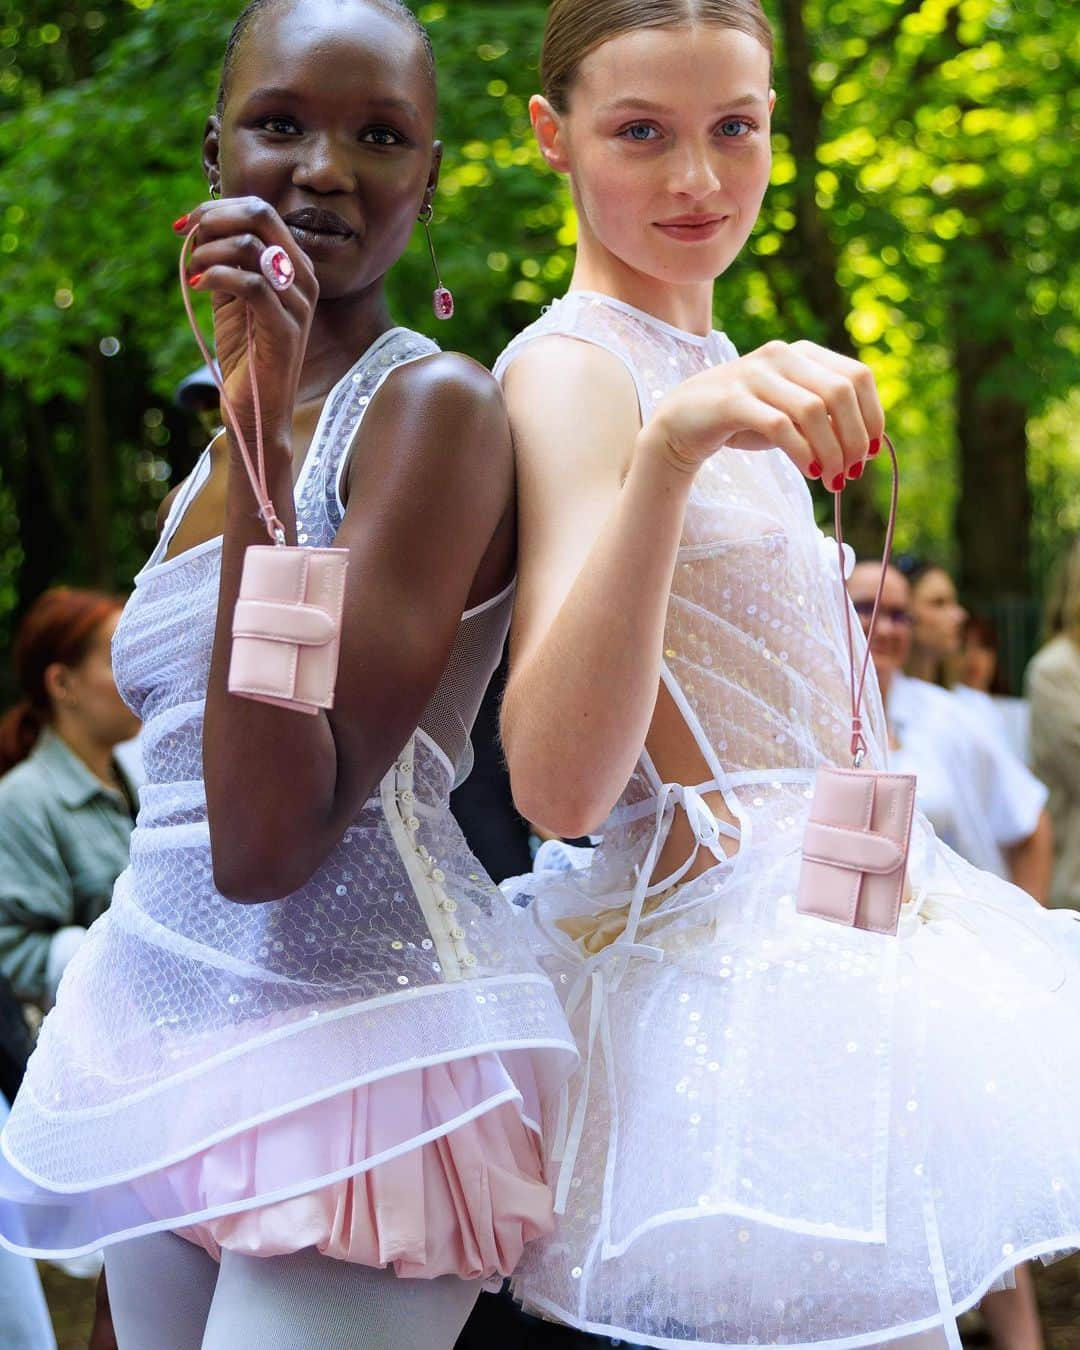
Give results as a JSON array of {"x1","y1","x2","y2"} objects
[
  {"x1": 831, "y1": 473, "x2": 846, "y2": 493},
  {"x1": 808, "y1": 461, "x2": 822, "y2": 479},
  {"x1": 868, "y1": 436, "x2": 881, "y2": 457},
  {"x1": 173, "y1": 213, "x2": 190, "y2": 233},
  {"x1": 848, "y1": 461, "x2": 864, "y2": 480},
  {"x1": 188, "y1": 272, "x2": 203, "y2": 286}
]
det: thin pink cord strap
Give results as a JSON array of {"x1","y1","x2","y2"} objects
[
  {"x1": 834, "y1": 435, "x2": 899, "y2": 766},
  {"x1": 178, "y1": 229, "x2": 286, "y2": 546}
]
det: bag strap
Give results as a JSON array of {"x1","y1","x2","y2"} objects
[
  {"x1": 834, "y1": 434, "x2": 899, "y2": 768},
  {"x1": 178, "y1": 229, "x2": 286, "y2": 547}
]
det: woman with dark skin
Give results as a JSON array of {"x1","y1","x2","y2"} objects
[{"x1": 0, "y1": 2, "x2": 574, "y2": 1346}]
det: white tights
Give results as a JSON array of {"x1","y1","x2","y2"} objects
[{"x1": 104, "y1": 1230, "x2": 481, "y2": 1350}]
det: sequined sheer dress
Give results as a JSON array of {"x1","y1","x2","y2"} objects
[
  {"x1": 494, "y1": 294, "x2": 1080, "y2": 1348},
  {"x1": 0, "y1": 327, "x2": 577, "y2": 1278}
]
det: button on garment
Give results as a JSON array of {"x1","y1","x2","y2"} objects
[{"x1": 0, "y1": 327, "x2": 576, "y2": 1267}]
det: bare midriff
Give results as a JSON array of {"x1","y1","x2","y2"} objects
[
  {"x1": 555, "y1": 685, "x2": 736, "y2": 954},
  {"x1": 645, "y1": 682, "x2": 740, "y2": 888}
]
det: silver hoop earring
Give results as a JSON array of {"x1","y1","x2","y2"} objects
[{"x1": 209, "y1": 179, "x2": 221, "y2": 200}]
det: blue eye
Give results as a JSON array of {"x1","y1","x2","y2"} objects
[
  {"x1": 718, "y1": 118, "x2": 754, "y2": 138},
  {"x1": 622, "y1": 123, "x2": 660, "y2": 142}
]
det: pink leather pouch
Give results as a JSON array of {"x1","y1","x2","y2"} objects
[
  {"x1": 229, "y1": 545, "x2": 348, "y2": 715},
  {"x1": 799, "y1": 767, "x2": 915, "y2": 935},
  {"x1": 796, "y1": 436, "x2": 915, "y2": 936},
  {"x1": 179, "y1": 231, "x2": 348, "y2": 714}
]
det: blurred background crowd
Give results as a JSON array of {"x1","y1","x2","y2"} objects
[{"x1": 0, "y1": 0, "x2": 1076, "y2": 1345}]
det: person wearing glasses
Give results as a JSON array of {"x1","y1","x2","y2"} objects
[
  {"x1": 847, "y1": 560, "x2": 1054, "y2": 1349},
  {"x1": 847, "y1": 561, "x2": 1053, "y2": 901}
]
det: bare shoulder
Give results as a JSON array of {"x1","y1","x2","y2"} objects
[
  {"x1": 503, "y1": 333, "x2": 639, "y2": 415},
  {"x1": 343, "y1": 349, "x2": 512, "y2": 520},
  {"x1": 502, "y1": 334, "x2": 642, "y2": 481},
  {"x1": 383, "y1": 349, "x2": 506, "y2": 428},
  {"x1": 354, "y1": 350, "x2": 510, "y2": 473}
]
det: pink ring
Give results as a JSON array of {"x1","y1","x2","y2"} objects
[{"x1": 259, "y1": 244, "x2": 295, "y2": 292}]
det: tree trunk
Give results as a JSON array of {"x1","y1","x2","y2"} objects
[
  {"x1": 774, "y1": 0, "x2": 883, "y2": 553},
  {"x1": 14, "y1": 395, "x2": 64, "y2": 622},
  {"x1": 774, "y1": 0, "x2": 853, "y2": 359},
  {"x1": 953, "y1": 326, "x2": 1030, "y2": 607},
  {"x1": 83, "y1": 346, "x2": 112, "y2": 588}
]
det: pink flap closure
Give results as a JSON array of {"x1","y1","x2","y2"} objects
[
  {"x1": 178, "y1": 234, "x2": 348, "y2": 717},
  {"x1": 233, "y1": 599, "x2": 337, "y2": 647},
  {"x1": 795, "y1": 437, "x2": 915, "y2": 937},
  {"x1": 802, "y1": 821, "x2": 904, "y2": 875}
]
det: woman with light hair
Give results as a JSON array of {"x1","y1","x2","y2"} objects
[
  {"x1": 490, "y1": 0, "x2": 1080, "y2": 1343},
  {"x1": 1027, "y1": 537, "x2": 1080, "y2": 909}
]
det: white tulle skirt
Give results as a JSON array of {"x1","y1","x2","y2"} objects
[{"x1": 504, "y1": 817, "x2": 1080, "y2": 1348}]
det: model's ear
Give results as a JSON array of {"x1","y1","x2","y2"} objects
[
  {"x1": 203, "y1": 114, "x2": 222, "y2": 197},
  {"x1": 421, "y1": 141, "x2": 444, "y2": 215},
  {"x1": 768, "y1": 88, "x2": 777, "y2": 116},
  {"x1": 530, "y1": 95, "x2": 571, "y2": 174}
]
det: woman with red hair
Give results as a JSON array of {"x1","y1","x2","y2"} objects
[{"x1": 0, "y1": 587, "x2": 141, "y2": 1006}]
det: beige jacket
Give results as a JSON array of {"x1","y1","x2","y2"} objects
[{"x1": 1027, "y1": 634, "x2": 1080, "y2": 908}]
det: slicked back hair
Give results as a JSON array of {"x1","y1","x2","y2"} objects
[{"x1": 541, "y1": 0, "x2": 773, "y2": 113}]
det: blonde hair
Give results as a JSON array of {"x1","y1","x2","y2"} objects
[
  {"x1": 1044, "y1": 535, "x2": 1080, "y2": 647},
  {"x1": 541, "y1": 0, "x2": 774, "y2": 112}
]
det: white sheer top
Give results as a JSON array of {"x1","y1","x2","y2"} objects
[
  {"x1": 0, "y1": 328, "x2": 574, "y2": 1249},
  {"x1": 496, "y1": 292, "x2": 887, "y2": 919}
]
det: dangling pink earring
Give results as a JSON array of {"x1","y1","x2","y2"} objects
[{"x1": 419, "y1": 203, "x2": 454, "y2": 320}]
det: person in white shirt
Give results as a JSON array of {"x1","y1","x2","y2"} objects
[
  {"x1": 901, "y1": 560, "x2": 1033, "y2": 763},
  {"x1": 954, "y1": 614, "x2": 1032, "y2": 765},
  {"x1": 900, "y1": 557, "x2": 967, "y2": 686},
  {"x1": 849, "y1": 562, "x2": 1052, "y2": 897},
  {"x1": 849, "y1": 560, "x2": 1054, "y2": 1350}
]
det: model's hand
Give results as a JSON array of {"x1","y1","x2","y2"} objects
[
  {"x1": 179, "y1": 197, "x2": 318, "y2": 453},
  {"x1": 643, "y1": 339, "x2": 884, "y2": 491}
]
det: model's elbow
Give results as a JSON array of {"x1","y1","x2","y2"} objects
[
  {"x1": 212, "y1": 863, "x2": 284, "y2": 905},
  {"x1": 210, "y1": 846, "x2": 308, "y2": 905},
  {"x1": 502, "y1": 709, "x2": 613, "y2": 839},
  {"x1": 511, "y1": 776, "x2": 608, "y2": 842}
]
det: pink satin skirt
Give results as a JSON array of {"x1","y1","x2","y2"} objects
[{"x1": 144, "y1": 1052, "x2": 553, "y2": 1280}]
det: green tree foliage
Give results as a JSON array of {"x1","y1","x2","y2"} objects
[{"x1": 0, "y1": 0, "x2": 1076, "y2": 692}]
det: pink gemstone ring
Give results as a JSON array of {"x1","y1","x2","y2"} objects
[{"x1": 259, "y1": 244, "x2": 295, "y2": 292}]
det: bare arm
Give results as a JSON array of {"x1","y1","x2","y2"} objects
[
  {"x1": 502, "y1": 335, "x2": 883, "y2": 836},
  {"x1": 204, "y1": 356, "x2": 513, "y2": 902},
  {"x1": 1005, "y1": 809, "x2": 1053, "y2": 905},
  {"x1": 501, "y1": 341, "x2": 691, "y2": 836},
  {"x1": 187, "y1": 201, "x2": 513, "y2": 902}
]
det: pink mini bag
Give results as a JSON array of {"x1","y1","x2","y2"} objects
[
  {"x1": 797, "y1": 436, "x2": 915, "y2": 936},
  {"x1": 179, "y1": 231, "x2": 348, "y2": 715}
]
